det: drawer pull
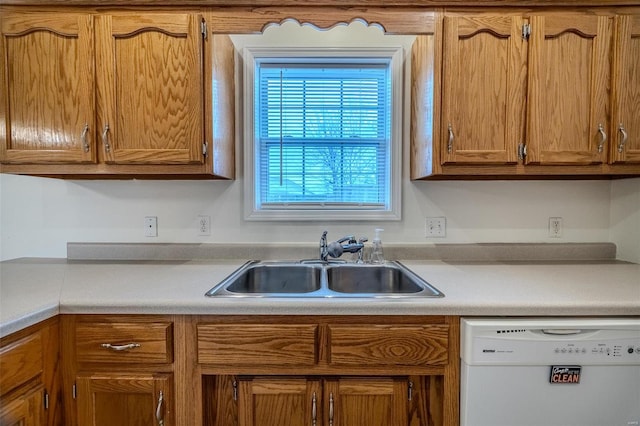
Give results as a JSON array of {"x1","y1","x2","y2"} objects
[
  {"x1": 156, "y1": 390, "x2": 165, "y2": 426},
  {"x1": 328, "y1": 392, "x2": 334, "y2": 426},
  {"x1": 311, "y1": 392, "x2": 317, "y2": 426},
  {"x1": 100, "y1": 343, "x2": 141, "y2": 351}
]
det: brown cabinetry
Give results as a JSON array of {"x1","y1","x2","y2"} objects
[
  {"x1": 526, "y1": 14, "x2": 611, "y2": 166},
  {"x1": 415, "y1": 10, "x2": 640, "y2": 178},
  {"x1": 0, "y1": 318, "x2": 61, "y2": 426},
  {"x1": 236, "y1": 377, "x2": 409, "y2": 426},
  {"x1": 198, "y1": 316, "x2": 458, "y2": 426},
  {"x1": 611, "y1": 13, "x2": 640, "y2": 165},
  {"x1": 62, "y1": 315, "x2": 175, "y2": 426},
  {"x1": 0, "y1": 10, "x2": 233, "y2": 178}
]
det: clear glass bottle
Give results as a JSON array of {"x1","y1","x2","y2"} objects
[{"x1": 370, "y1": 228, "x2": 384, "y2": 264}]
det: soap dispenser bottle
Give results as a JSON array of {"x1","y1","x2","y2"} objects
[{"x1": 370, "y1": 228, "x2": 384, "y2": 264}]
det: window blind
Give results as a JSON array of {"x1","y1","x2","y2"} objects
[{"x1": 256, "y1": 62, "x2": 391, "y2": 208}]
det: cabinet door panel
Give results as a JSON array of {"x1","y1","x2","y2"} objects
[
  {"x1": 326, "y1": 378, "x2": 408, "y2": 426},
  {"x1": 96, "y1": 14, "x2": 204, "y2": 165},
  {"x1": 527, "y1": 15, "x2": 611, "y2": 165},
  {"x1": 0, "y1": 13, "x2": 95, "y2": 164},
  {"x1": 611, "y1": 14, "x2": 640, "y2": 164},
  {"x1": 76, "y1": 373, "x2": 172, "y2": 426},
  {"x1": 442, "y1": 15, "x2": 526, "y2": 165},
  {"x1": 0, "y1": 387, "x2": 42, "y2": 426},
  {"x1": 237, "y1": 378, "x2": 321, "y2": 426}
]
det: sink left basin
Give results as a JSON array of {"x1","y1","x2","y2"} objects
[{"x1": 206, "y1": 261, "x2": 323, "y2": 297}]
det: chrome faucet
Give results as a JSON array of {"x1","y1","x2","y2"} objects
[{"x1": 320, "y1": 231, "x2": 367, "y2": 261}]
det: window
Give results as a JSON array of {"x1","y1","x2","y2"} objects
[{"x1": 238, "y1": 23, "x2": 407, "y2": 221}]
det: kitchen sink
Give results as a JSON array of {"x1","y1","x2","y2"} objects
[{"x1": 205, "y1": 260, "x2": 444, "y2": 298}]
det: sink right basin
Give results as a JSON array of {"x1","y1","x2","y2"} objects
[{"x1": 326, "y1": 263, "x2": 444, "y2": 297}]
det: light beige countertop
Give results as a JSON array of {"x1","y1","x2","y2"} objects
[{"x1": 2, "y1": 257, "x2": 639, "y2": 337}]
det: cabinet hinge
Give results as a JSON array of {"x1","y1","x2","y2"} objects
[
  {"x1": 408, "y1": 381, "x2": 413, "y2": 401},
  {"x1": 522, "y1": 23, "x2": 531, "y2": 40},
  {"x1": 232, "y1": 380, "x2": 238, "y2": 401},
  {"x1": 72, "y1": 383, "x2": 77, "y2": 400},
  {"x1": 203, "y1": 141, "x2": 208, "y2": 157},
  {"x1": 518, "y1": 143, "x2": 527, "y2": 160},
  {"x1": 201, "y1": 20, "x2": 208, "y2": 40},
  {"x1": 44, "y1": 389, "x2": 49, "y2": 410}
]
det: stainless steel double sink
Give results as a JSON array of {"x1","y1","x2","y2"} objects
[{"x1": 205, "y1": 260, "x2": 444, "y2": 298}]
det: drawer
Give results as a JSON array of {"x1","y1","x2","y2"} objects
[
  {"x1": 75, "y1": 321, "x2": 173, "y2": 364},
  {"x1": 0, "y1": 332, "x2": 43, "y2": 396},
  {"x1": 197, "y1": 324, "x2": 318, "y2": 366},
  {"x1": 328, "y1": 324, "x2": 449, "y2": 367}
]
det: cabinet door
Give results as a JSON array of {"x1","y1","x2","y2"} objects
[
  {"x1": 611, "y1": 14, "x2": 640, "y2": 164},
  {"x1": 237, "y1": 378, "x2": 321, "y2": 426},
  {"x1": 441, "y1": 15, "x2": 526, "y2": 165},
  {"x1": 95, "y1": 14, "x2": 204, "y2": 165},
  {"x1": 526, "y1": 15, "x2": 611, "y2": 165},
  {"x1": 0, "y1": 387, "x2": 42, "y2": 426},
  {"x1": 76, "y1": 373, "x2": 173, "y2": 426},
  {"x1": 0, "y1": 12, "x2": 95, "y2": 164},
  {"x1": 325, "y1": 378, "x2": 408, "y2": 426}
]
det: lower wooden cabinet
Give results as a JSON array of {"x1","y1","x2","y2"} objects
[
  {"x1": 75, "y1": 373, "x2": 173, "y2": 426},
  {"x1": 0, "y1": 385, "x2": 43, "y2": 426},
  {"x1": 62, "y1": 315, "x2": 175, "y2": 426},
  {"x1": 0, "y1": 318, "x2": 60, "y2": 426},
  {"x1": 236, "y1": 377, "x2": 408, "y2": 426}
]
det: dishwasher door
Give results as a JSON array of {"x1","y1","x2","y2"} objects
[{"x1": 460, "y1": 318, "x2": 640, "y2": 426}]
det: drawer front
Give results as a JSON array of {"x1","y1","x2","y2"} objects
[
  {"x1": 75, "y1": 322, "x2": 173, "y2": 364},
  {"x1": 328, "y1": 324, "x2": 449, "y2": 367},
  {"x1": 197, "y1": 324, "x2": 318, "y2": 366},
  {"x1": 0, "y1": 332, "x2": 43, "y2": 396}
]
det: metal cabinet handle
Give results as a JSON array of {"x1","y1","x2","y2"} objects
[
  {"x1": 618, "y1": 124, "x2": 628, "y2": 153},
  {"x1": 447, "y1": 123, "x2": 454, "y2": 154},
  {"x1": 311, "y1": 392, "x2": 317, "y2": 426},
  {"x1": 81, "y1": 124, "x2": 90, "y2": 153},
  {"x1": 328, "y1": 392, "x2": 334, "y2": 426},
  {"x1": 156, "y1": 390, "x2": 164, "y2": 426},
  {"x1": 100, "y1": 343, "x2": 140, "y2": 351},
  {"x1": 597, "y1": 124, "x2": 607, "y2": 153},
  {"x1": 102, "y1": 124, "x2": 111, "y2": 152}
]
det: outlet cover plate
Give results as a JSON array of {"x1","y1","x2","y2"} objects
[{"x1": 426, "y1": 217, "x2": 446, "y2": 238}]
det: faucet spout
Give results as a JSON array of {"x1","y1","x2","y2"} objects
[
  {"x1": 320, "y1": 231, "x2": 366, "y2": 261},
  {"x1": 320, "y1": 231, "x2": 329, "y2": 261}
]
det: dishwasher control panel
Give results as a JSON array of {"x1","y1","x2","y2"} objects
[{"x1": 461, "y1": 318, "x2": 640, "y2": 366}]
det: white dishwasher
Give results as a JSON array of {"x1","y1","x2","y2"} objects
[{"x1": 460, "y1": 318, "x2": 640, "y2": 426}]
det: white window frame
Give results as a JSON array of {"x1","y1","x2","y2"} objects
[{"x1": 240, "y1": 33, "x2": 404, "y2": 221}]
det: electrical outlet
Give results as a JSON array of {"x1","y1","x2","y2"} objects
[
  {"x1": 144, "y1": 216, "x2": 158, "y2": 237},
  {"x1": 549, "y1": 217, "x2": 563, "y2": 238},
  {"x1": 198, "y1": 215, "x2": 211, "y2": 236},
  {"x1": 425, "y1": 217, "x2": 446, "y2": 238}
]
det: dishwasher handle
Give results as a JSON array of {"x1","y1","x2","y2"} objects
[{"x1": 541, "y1": 329, "x2": 584, "y2": 335}]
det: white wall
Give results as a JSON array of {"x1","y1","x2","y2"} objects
[
  {"x1": 2, "y1": 172, "x2": 633, "y2": 261},
  {"x1": 610, "y1": 177, "x2": 640, "y2": 263}
]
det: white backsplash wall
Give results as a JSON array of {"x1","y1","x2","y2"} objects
[{"x1": 2, "y1": 173, "x2": 637, "y2": 262}]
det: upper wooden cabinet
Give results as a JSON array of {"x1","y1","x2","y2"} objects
[
  {"x1": 95, "y1": 14, "x2": 204, "y2": 166},
  {"x1": 611, "y1": 13, "x2": 640, "y2": 164},
  {"x1": 0, "y1": 10, "x2": 234, "y2": 178},
  {"x1": 526, "y1": 14, "x2": 611, "y2": 165},
  {"x1": 415, "y1": 9, "x2": 640, "y2": 178},
  {"x1": 0, "y1": 12, "x2": 95, "y2": 165},
  {"x1": 442, "y1": 15, "x2": 526, "y2": 166}
]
